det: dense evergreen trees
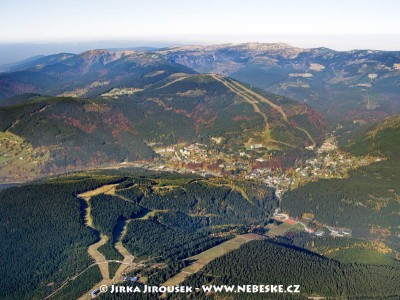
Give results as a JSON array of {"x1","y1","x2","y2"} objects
[
  {"x1": 2, "y1": 167, "x2": 397, "y2": 300},
  {"x1": 156, "y1": 211, "x2": 208, "y2": 231},
  {"x1": 91, "y1": 194, "x2": 142, "y2": 236},
  {"x1": 0, "y1": 171, "x2": 278, "y2": 298},
  {"x1": 120, "y1": 180, "x2": 278, "y2": 225},
  {"x1": 178, "y1": 240, "x2": 400, "y2": 299},
  {"x1": 0, "y1": 176, "x2": 117, "y2": 299},
  {"x1": 51, "y1": 266, "x2": 102, "y2": 300},
  {"x1": 282, "y1": 162, "x2": 400, "y2": 231},
  {"x1": 282, "y1": 117, "x2": 400, "y2": 240},
  {"x1": 141, "y1": 260, "x2": 191, "y2": 285},
  {"x1": 123, "y1": 219, "x2": 227, "y2": 262}
]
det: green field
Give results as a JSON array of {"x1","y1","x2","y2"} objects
[
  {"x1": 0, "y1": 131, "x2": 49, "y2": 181},
  {"x1": 267, "y1": 222, "x2": 305, "y2": 237}
]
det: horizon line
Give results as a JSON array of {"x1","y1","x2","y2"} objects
[{"x1": 1, "y1": 39, "x2": 400, "y2": 53}]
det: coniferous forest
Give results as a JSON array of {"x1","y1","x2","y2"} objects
[{"x1": 0, "y1": 35, "x2": 400, "y2": 300}]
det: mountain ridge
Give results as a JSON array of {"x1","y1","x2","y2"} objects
[
  {"x1": 0, "y1": 71, "x2": 327, "y2": 182},
  {"x1": 158, "y1": 43, "x2": 400, "y2": 123},
  {"x1": 0, "y1": 50, "x2": 196, "y2": 100},
  {"x1": 3, "y1": 43, "x2": 399, "y2": 124}
]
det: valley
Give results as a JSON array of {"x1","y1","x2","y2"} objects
[
  {"x1": 0, "y1": 44, "x2": 399, "y2": 300},
  {"x1": 0, "y1": 71, "x2": 327, "y2": 182}
]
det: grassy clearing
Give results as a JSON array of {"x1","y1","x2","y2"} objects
[
  {"x1": 211, "y1": 74, "x2": 271, "y2": 141},
  {"x1": 87, "y1": 235, "x2": 110, "y2": 280},
  {"x1": 327, "y1": 248, "x2": 397, "y2": 266},
  {"x1": 75, "y1": 184, "x2": 117, "y2": 298},
  {"x1": 267, "y1": 222, "x2": 304, "y2": 237},
  {"x1": 227, "y1": 75, "x2": 316, "y2": 147},
  {"x1": 78, "y1": 184, "x2": 119, "y2": 200},
  {"x1": 78, "y1": 184, "x2": 119, "y2": 228},
  {"x1": 163, "y1": 234, "x2": 265, "y2": 286},
  {"x1": 312, "y1": 240, "x2": 398, "y2": 266},
  {"x1": 154, "y1": 75, "x2": 189, "y2": 90},
  {"x1": 0, "y1": 131, "x2": 49, "y2": 181},
  {"x1": 113, "y1": 219, "x2": 136, "y2": 280},
  {"x1": 138, "y1": 210, "x2": 170, "y2": 220}
]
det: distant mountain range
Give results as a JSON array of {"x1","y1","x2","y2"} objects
[
  {"x1": 0, "y1": 50, "x2": 194, "y2": 100},
  {"x1": 0, "y1": 41, "x2": 178, "y2": 66},
  {"x1": 159, "y1": 43, "x2": 400, "y2": 123},
  {"x1": 1, "y1": 43, "x2": 400, "y2": 125}
]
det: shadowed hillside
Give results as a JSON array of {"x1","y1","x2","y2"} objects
[{"x1": 0, "y1": 70, "x2": 327, "y2": 181}]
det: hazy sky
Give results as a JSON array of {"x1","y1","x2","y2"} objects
[{"x1": 1, "y1": 0, "x2": 400, "y2": 50}]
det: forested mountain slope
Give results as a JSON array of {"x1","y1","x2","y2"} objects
[
  {"x1": 0, "y1": 72, "x2": 326, "y2": 181},
  {"x1": 282, "y1": 116, "x2": 400, "y2": 247}
]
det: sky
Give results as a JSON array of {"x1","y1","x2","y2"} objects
[{"x1": 1, "y1": 0, "x2": 400, "y2": 51}]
